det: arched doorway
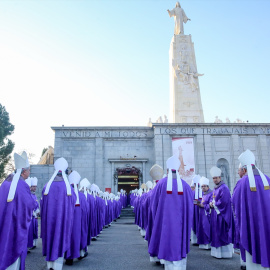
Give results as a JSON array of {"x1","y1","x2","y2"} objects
[
  {"x1": 114, "y1": 166, "x2": 142, "y2": 193},
  {"x1": 216, "y1": 158, "x2": 230, "y2": 190}
]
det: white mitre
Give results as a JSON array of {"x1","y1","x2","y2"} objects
[
  {"x1": 238, "y1": 149, "x2": 269, "y2": 191},
  {"x1": 200, "y1": 176, "x2": 210, "y2": 186},
  {"x1": 210, "y1": 166, "x2": 222, "y2": 178},
  {"x1": 31, "y1": 177, "x2": 38, "y2": 186},
  {"x1": 90, "y1": 183, "x2": 100, "y2": 198},
  {"x1": 69, "y1": 171, "x2": 81, "y2": 205},
  {"x1": 90, "y1": 184, "x2": 98, "y2": 193},
  {"x1": 192, "y1": 174, "x2": 201, "y2": 184},
  {"x1": 7, "y1": 151, "x2": 30, "y2": 202},
  {"x1": 149, "y1": 164, "x2": 164, "y2": 181},
  {"x1": 79, "y1": 178, "x2": 90, "y2": 198},
  {"x1": 25, "y1": 177, "x2": 32, "y2": 187},
  {"x1": 166, "y1": 155, "x2": 183, "y2": 194},
  {"x1": 79, "y1": 178, "x2": 89, "y2": 190},
  {"x1": 44, "y1": 157, "x2": 71, "y2": 196}
]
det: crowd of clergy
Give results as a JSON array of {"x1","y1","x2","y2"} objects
[
  {"x1": 132, "y1": 149, "x2": 270, "y2": 270},
  {"x1": 0, "y1": 153, "x2": 127, "y2": 270},
  {"x1": 0, "y1": 148, "x2": 270, "y2": 270}
]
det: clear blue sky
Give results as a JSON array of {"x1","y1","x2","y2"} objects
[{"x1": 0, "y1": 0, "x2": 269, "y2": 162}]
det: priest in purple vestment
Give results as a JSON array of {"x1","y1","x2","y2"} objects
[
  {"x1": 209, "y1": 166, "x2": 234, "y2": 259},
  {"x1": 90, "y1": 184, "x2": 100, "y2": 240},
  {"x1": 191, "y1": 174, "x2": 201, "y2": 245},
  {"x1": 41, "y1": 157, "x2": 76, "y2": 270},
  {"x1": 65, "y1": 170, "x2": 88, "y2": 265},
  {"x1": 27, "y1": 177, "x2": 40, "y2": 250},
  {"x1": 148, "y1": 155, "x2": 193, "y2": 270},
  {"x1": 232, "y1": 149, "x2": 270, "y2": 270},
  {"x1": 0, "y1": 151, "x2": 35, "y2": 270},
  {"x1": 196, "y1": 176, "x2": 212, "y2": 250}
]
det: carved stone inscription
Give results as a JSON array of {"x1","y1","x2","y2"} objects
[
  {"x1": 61, "y1": 130, "x2": 151, "y2": 138},
  {"x1": 157, "y1": 127, "x2": 270, "y2": 135}
]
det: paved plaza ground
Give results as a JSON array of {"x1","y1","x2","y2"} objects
[{"x1": 26, "y1": 217, "x2": 241, "y2": 270}]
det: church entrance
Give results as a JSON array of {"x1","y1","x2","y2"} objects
[{"x1": 116, "y1": 166, "x2": 141, "y2": 194}]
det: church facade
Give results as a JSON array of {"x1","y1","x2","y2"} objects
[{"x1": 32, "y1": 123, "x2": 270, "y2": 198}]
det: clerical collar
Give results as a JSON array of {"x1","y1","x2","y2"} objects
[
  {"x1": 214, "y1": 181, "x2": 224, "y2": 189},
  {"x1": 203, "y1": 188, "x2": 212, "y2": 195}
]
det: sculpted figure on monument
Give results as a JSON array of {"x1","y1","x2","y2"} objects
[
  {"x1": 187, "y1": 72, "x2": 204, "y2": 91},
  {"x1": 164, "y1": 115, "x2": 168, "y2": 123},
  {"x1": 167, "y1": 2, "x2": 190, "y2": 35},
  {"x1": 236, "y1": 118, "x2": 243, "y2": 123},
  {"x1": 147, "y1": 118, "x2": 152, "y2": 127},
  {"x1": 226, "y1": 117, "x2": 231, "y2": 123},
  {"x1": 214, "y1": 116, "x2": 223, "y2": 123},
  {"x1": 175, "y1": 65, "x2": 203, "y2": 91},
  {"x1": 156, "y1": 116, "x2": 163, "y2": 123},
  {"x1": 180, "y1": 50, "x2": 188, "y2": 63},
  {"x1": 175, "y1": 65, "x2": 188, "y2": 83}
]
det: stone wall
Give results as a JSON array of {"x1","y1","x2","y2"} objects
[{"x1": 153, "y1": 123, "x2": 270, "y2": 191}]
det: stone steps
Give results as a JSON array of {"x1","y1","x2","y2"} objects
[{"x1": 121, "y1": 207, "x2": 135, "y2": 217}]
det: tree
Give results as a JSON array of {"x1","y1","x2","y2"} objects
[{"x1": 0, "y1": 104, "x2": 15, "y2": 182}]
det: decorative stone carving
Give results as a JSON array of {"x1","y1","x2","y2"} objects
[
  {"x1": 164, "y1": 115, "x2": 169, "y2": 123},
  {"x1": 147, "y1": 118, "x2": 152, "y2": 127},
  {"x1": 226, "y1": 118, "x2": 231, "y2": 123},
  {"x1": 181, "y1": 116, "x2": 187, "y2": 123},
  {"x1": 167, "y1": 2, "x2": 190, "y2": 35},
  {"x1": 157, "y1": 116, "x2": 163, "y2": 123},
  {"x1": 175, "y1": 65, "x2": 203, "y2": 91},
  {"x1": 183, "y1": 102, "x2": 194, "y2": 107},
  {"x1": 214, "y1": 116, "x2": 223, "y2": 123},
  {"x1": 187, "y1": 72, "x2": 204, "y2": 91},
  {"x1": 236, "y1": 118, "x2": 243, "y2": 123},
  {"x1": 193, "y1": 117, "x2": 199, "y2": 123},
  {"x1": 180, "y1": 50, "x2": 188, "y2": 63}
]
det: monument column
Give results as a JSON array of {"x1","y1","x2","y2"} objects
[{"x1": 168, "y1": 2, "x2": 204, "y2": 123}]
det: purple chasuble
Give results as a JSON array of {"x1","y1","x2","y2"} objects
[
  {"x1": 41, "y1": 176, "x2": 76, "y2": 261},
  {"x1": 65, "y1": 186, "x2": 82, "y2": 260},
  {"x1": 87, "y1": 193, "x2": 95, "y2": 245},
  {"x1": 79, "y1": 192, "x2": 89, "y2": 252},
  {"x1": 148, "y1": 176, "x2": 193, "y2": 261},
  {"x1": 210, "y1": 182, "x2": 234, "y2": 248},
  {"x1": 27, "y1": 193, "x2": 39, "y2": 248},
  {"x1": 139, "y1": 193, "x2": 148, "y2": 229},
  {"x1": 0, "y1": 174, "x2": 35, "y2": 270},
  {"x1": 197, "y1": 189, "x2": 212, "y2": 245},
  {"x1": 96, "y1": 196, "x2": 105, "y2": 234},
  {"x1": 192, "y1": 190, "x2": 200, "y2": 236},
  {"x1": 231, "y1": 172, "x2": 270, "y2": 267},
  {"x1": 144, "y1": 190, "x2": 153, "y2": 242}
]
